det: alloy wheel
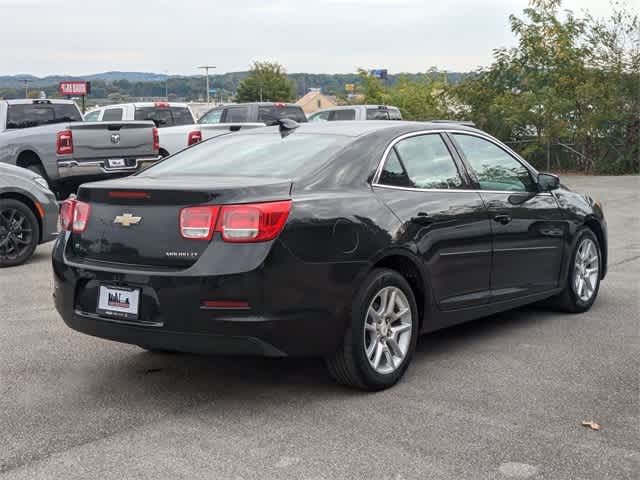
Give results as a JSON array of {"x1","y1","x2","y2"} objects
[
  {"x1": 363, "y1": 286, "x2": 413, "y2": 375},
  {"x1": 0, "y1": 208, "x2": 34, "y2": 262},
  {"x1": 573, "y1": 237, "x2": 599, "y2": 302}
]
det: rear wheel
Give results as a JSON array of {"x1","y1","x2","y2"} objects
[
  {"x1": 326, "y1": 268, "x2": 418, "y2": 391},
  {"x1": 0, "y1": 199, "x2": 40, "y2": 267},
  {"x1": 552, "y1": 228, "x2": 601, "y2": 313}
]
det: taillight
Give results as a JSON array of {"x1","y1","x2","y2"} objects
[
  {"x1": 59, "y1": 199, "x2": 75, "y2": 231},
  {"x1": 187, "y1": 130, "x2": 202, "y2": 146},
  {"x1": 56, "y1": 130, "x2": 73, "y2": 155},
  {"x1": 179, "y1": 206, "x2": 220, "y2": 240},
  {"x1": 216, "y1": 201, "x2": 291, "y2": 243},
  {"x1": 59, "y1": 199, "x2": 90, "y2": 233},
  {"x1": 152, "y1": 127, "x2": 160, "y2": 152},
  {"x1": 179, "y1": 201, "x2": 291, "y2": 243}
]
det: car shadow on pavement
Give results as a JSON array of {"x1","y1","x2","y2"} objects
[{"x1": 80, "y1": 305, "x2": 553, "y2": 405}]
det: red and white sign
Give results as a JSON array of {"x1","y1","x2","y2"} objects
[{"x1": 59, "y1": 81, "x2": 89, "y2": 96}]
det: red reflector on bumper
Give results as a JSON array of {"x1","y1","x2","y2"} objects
[{"x1": 200, "y1": 300, "x2": 250, "y2": 310}]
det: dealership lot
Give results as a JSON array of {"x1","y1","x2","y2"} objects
[{"x1": 0, "y1": 175, "x2": 638, "y2": 479}]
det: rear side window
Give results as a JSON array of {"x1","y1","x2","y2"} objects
[
  {"x1": 379, "y1": 134, "x2": 463, "y2": 189},
  {"x1": 223, "y1": 107, "x2": 249, "y2": 123},
  {"x1": 329, "y1": 109, "x2": 356, "y2": 121},
  {"x1": 198, "y1": 109, "x2": 223, "y2": 124},
  {"x1": 258, "y1": 106, "x2": 308, "y2": 125},
  {"x1": 102, "y1": 108, "x2": 123, "y2": 121},
  {"x1": 6, "y1": 102, "x2": 82, "y2": 129},
  {"x1": 134, "y1": 107, "x2": 194, "y2": 127},
  {"x1": 143, "y1": 133, "x2": 348, "y2": 178},
  {"x1": 366, "y1": 108, "x2": 390, "y2": 120},
  {"x1": 389, "y1": 108, "x2": 402, "y2": 120}
]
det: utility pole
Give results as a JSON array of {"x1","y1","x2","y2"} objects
[
  {"x1": 164, "y1": 70, "x2": 169, "y2": 101},
  {"x1": 22, "y1": 79, "x2": 29, "y2": 98},
  {"x1": 198, "y1": 65, "x2": 216, "y2": 104}
]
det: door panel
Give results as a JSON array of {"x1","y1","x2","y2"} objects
[
  {"x1": 375, "y1": 187, "x2": 492, "y2": 309},
  {"x1": 449, "y1": 132, "x2": 565, "y2": 302},
  {"x1": 481, "y1": 192, "x2": 565, "y2": 300}
]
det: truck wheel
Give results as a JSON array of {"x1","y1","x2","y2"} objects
[{"x1": 0, "y1": 199, "x2": 40, "y2": 267}]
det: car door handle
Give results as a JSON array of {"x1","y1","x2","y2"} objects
[
  {"x1": 411, "y1": 212, "x2": 433, "y2": 226},
  {"x1": 493, "y1": 214, "x2": 512, "y2": 225}
]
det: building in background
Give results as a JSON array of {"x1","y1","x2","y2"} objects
[{"x1": 296, "y1": 89, "x2": 337, "y2": 114}]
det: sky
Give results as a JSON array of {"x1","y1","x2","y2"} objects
[{"x1": 0, "y1": 0, "x2": 620, "y2": 77}]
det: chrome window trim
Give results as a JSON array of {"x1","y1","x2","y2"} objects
[
  {"x1": 371, "y1": 129, "x2": 540, "y2": 193},
  {"x1": 372, "y1": 183, "x2": 552, "y2": 196}
]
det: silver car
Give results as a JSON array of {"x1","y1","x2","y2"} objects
[{"x1": 0, "y1": 163, "x2": 59, "y2": 267}]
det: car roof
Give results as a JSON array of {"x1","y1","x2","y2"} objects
[
  {"x1": 237, "y1": 120, "x2": 480, "y2": 138},
  {"x1": 212, "y1": 102, "x2": 301, "y2": 108},
  {"x1": 313, "y1": 105, "x2": 400, "y2": 112},
  {"x1": 95, "y1": 102, "x2": 190, "y2": 109},
  {"x1": 2, "y1": 99, "x2": 76, "y2": 105}
]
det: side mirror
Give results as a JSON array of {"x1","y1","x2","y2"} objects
[{"x1": 537, "y1": 172, "x2": 560, "y2": 192}]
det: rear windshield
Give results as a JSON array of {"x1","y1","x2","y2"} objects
[
  {"x1": 258, "y1": 106, "x2": 308, "y2": 125},
  {"x1": 6, "y1": 102, "x2": 82, "y2": 129},
  {"x1": 142, "y1": 133, "x2": 347, "y2": 178},
  {"x1": 134, "y1": 107, "x2": 194, "y2": 127}
]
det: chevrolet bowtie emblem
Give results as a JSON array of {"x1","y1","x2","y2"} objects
[{"x1": 114, "y1": 213, "x2": 142, "y2": 227}]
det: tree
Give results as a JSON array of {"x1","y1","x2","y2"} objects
[
  {"x1": 452, "y1": 0, "x2": 639, "y2": 173},
  {"x1": 356, "y1": 68, "x2": 453, "y2": 121},
  {"x1": 235, "y1": 61, "x2": 295, "y2": 102}
]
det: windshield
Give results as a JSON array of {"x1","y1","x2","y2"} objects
[
  {"x1": 134, "y1": 106, "x2": 194, "y2": 127},
  {"x1": 141, "y1": 133, "x2": 347, "y2": 178},
  {"x1": 6, "y1": 103, "x2": 82, "y2": 129}
]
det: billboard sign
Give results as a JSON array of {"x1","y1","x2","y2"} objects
[
  {"x1": 370, "y1": 69, "x2": 388, "y2": 80},
  {"x1": 59, "y1": 81, "x2": 90, "y2": 96}
]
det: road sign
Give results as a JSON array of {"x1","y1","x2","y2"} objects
[{"x1": 345, "y1": 84, "x2": 355, "y2": 92}]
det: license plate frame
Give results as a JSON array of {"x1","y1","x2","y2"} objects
[
  {"x1": 106, "y1": 158, "x2": 127, "y2": 169},
  {"x1": 97, "y1": 285, "x2": 140, "y2": 321}
]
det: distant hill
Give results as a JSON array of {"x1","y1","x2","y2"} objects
[
  {"x1": 0, "y1": 70, "x2": 467, "y2": 88},
  {"x1": 0, "y1": 70, "x2": 469, "y2": 102},
  {"x1": 0, "y1": 71, "x2": 170, "y2": 88}
]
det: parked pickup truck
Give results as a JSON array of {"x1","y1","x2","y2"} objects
[
  {"x1": 86, "y1": 102, "x2": 266, "y2": 156},
  {"x1": 0, "y1": 99, "x2": 159, "y2": 197}
]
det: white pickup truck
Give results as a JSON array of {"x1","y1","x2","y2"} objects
[{"x1": 85, "y1": 102, "x2": 264, "y2": 157}]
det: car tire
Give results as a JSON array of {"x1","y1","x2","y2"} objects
[
  {"x1": 551, "y1": 228, "x2": 602, "y2": 313},
  {"x1": 0, "y1": 198, "x2": 40, "y2": 268},
  {"x1": 326, "y1": 268, "x2": 419, "y2": 391}
]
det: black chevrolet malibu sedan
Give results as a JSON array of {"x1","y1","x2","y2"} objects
[{"x1": 52, "y1": 121, "x2": 607, "y2": 390}]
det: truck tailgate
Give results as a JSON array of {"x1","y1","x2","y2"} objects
[{"x1": 68, "y1": 121, "x2": 156, "y2": 159}]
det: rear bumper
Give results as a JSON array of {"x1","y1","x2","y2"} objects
[
  {"x1": 57, "y1": 156, "x2": 161, "y2": 179},
  {"x1": 52, "y1": 237, "x2": 363, "y2": 357},
  {"x1": 62, "y1": 310, "x2": 288, "y2": 357}
]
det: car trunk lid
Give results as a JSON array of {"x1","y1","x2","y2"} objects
[{"x1": 69, "y1": 176, "x2": 292, "y2": 268}]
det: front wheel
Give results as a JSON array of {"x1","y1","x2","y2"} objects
[
  {"x1": 552, "y1": 228, "x2": 602, "y2": 313},
  {"x1": 0, "y1": 199, "x2": 40, "y2": 268},
  {"x1": 326, "y1": 268, "x2": 419, "y2": 391}
]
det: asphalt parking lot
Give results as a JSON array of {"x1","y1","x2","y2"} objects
[{"x1": 0, "y1": 175, "x2": 638, "y2": 480}]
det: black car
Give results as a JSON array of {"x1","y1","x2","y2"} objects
[{"x1": 52, "y1": 121, "x2": 607, "y2": 390}]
